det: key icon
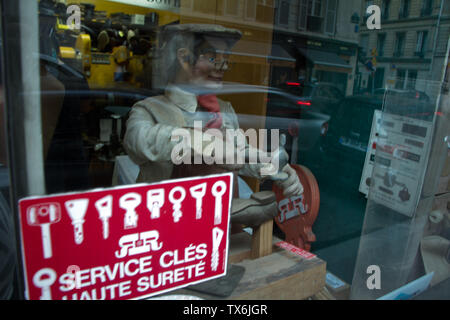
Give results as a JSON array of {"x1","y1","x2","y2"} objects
[
  {"x1": 27, "y1": 203, "x2": 61, "y2": 259},
  {"x1": 33, "y1": 268, "x2": 57, "y2": 300},
  {"x1": 169, "y1": 187, "x2": 186, "y2": 223},
  {"x1": 211, "y1": 181, "x2": 227, "y2": 225},
  {"x1": 95, "y1": 195, "x2": 113, "y2": 239},
  {"x1": 65, "y1": 199, "x2": 89, "y2": 245},
  {"x1": 120, "y1": 193, "x2": 142, "y2": 229},
  {"x1": 147, "y1": 189, "x2": 164, "y2": 219},
  {"x1": 189, "y1": 183, "x2": 206, "y2": 220},
  {"x1": 211, "y1": 227, "x2": 224, "y2": 272}
]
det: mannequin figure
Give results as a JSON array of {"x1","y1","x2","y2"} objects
[{"x1": 124, "y1": 24, "x2": 303, "y2": 228}]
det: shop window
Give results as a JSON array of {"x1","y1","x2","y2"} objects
[{"x1": 3, "y1": 0, "x2": 448, "y2": 302}]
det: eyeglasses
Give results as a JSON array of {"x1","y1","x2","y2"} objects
[{"x1": 199, "y1": 53, "x2": 233, "y2": 71}]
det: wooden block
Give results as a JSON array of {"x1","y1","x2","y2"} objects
[
  {"x1": 230, "y1": 250, "x2": 326, "y2": 300},
  {"x1": 251, "y1": 220, "x2": 273, "y2": 259},
  {"x1": 228, "y1": 222, "x2": 275, "y2": 264},
  {"x1": 165, "y1": 237, "x2": 326, "y2": 300}
]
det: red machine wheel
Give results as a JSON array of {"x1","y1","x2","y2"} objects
[{"x1": 272, "y1": 164, "x2": 320, "y2": 251}]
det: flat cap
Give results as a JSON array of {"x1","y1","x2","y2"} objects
[{"x1": 161, "y1": 23, "x2": 242, "y2": 48}]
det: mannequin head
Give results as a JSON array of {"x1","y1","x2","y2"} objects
[
  {"x1": 158, "y1": 24, "x2": 241, "y2": 88},
  {"x1": 176, "y1": 36, "x2": 231, "y2": 88}
]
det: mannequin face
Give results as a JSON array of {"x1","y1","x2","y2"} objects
[{"x1": 178, "y1": 38, "x2": 230, "y2": 88}]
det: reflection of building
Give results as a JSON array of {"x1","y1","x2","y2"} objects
[
  {"x1": 271, "y1": 0, "x2": 360, "y2": 95},
  {"x1": 357, "y1": 0, "x2": 450, "y2": 97},
  {"x1": 178, "y1": 0, "x2": 360, "y2": 96}
]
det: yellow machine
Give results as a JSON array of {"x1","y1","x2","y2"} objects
[{"x1": 50, "y1": 0, "x2": 179, "y2": 90}]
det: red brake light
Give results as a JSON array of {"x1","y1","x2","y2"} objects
[
  {"x1": 286, "y1": 82, "x2": 300, "y2": 86},
  {"x1": 297, "y1": 100, "x2": 311, "y2": 106}
]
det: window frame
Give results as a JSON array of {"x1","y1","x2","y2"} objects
[
  {"x1": 394, "y1": 32, "x2": 406, "y2": 57},
  {"x1": 415, "y1": 30, "x2": 428, "y2": 56},
  {"x1": 324, "y1": 0, "x2": 337, "y2": 35}
]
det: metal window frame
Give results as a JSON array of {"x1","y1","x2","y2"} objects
[{"x1": 0, "y1": 0, "x2": 45, "y2": 300}]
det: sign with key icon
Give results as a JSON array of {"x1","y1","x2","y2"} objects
[{"x1": 18, "y1": 173, "x2": 233, "y2": 300}]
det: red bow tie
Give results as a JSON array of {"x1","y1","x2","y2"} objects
[{"x1": 197, "y1": 94, "x2": 223, "y2": 129}]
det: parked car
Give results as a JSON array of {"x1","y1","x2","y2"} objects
[
  {"x1": 299, "y1": 95, "x2": 383, "y2": 190},
  {"x1": 168, "y1": 82, "x2": 331, "y2": 163},
  {"x1": 269, "y1": 82, "x2": 344, "y2": 117},
  {"x1": 373, "y1": 88, "x2": 435, "y2": 121},
  {"x1": 307, "y1": 92, "x2": 437, "y2": 190}
]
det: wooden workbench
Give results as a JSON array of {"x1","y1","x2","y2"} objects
[{"x1": 168, "y1": 232, "x2": 326, "y2": 300}]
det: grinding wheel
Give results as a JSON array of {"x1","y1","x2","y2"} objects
[{"x1": 272, "y1": 164, "x2": 320, "y2": 251}]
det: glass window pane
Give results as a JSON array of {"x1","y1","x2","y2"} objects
[{"x1": 1, "y1": 0, "x2": 448, "y2": 301}]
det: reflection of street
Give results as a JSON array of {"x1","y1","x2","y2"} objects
[{"x1": 300, "y1": 157, "x2": 367, "y2": 284}]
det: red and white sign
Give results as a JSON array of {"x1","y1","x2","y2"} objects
[
  {"x1": 18, "y1": 173, "x2": 233, "y2": 300},
  {"x1": 275, "y1": 241, "x2": 317, "y2": 260}
]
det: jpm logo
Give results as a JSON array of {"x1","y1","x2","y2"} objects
[
  {"x1": 66, "y1": 5, "x2": 81, "y2": 30},
  {"x1": 115, "y1": 231, "x2": 163, "y2": 259},
  {"x1": 366, "y1": 5, "x2": 381, "y2": 30}
]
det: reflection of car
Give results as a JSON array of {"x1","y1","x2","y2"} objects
[
  {"x1": 373, "y1": 88, "x2": 431, "y2": 102},
  {"x1": 309, "y1": 93, "x2": 437, "y2": 190},
  {"x1": 373, "y1": 88, "x2": 435, "y2": 121},
  {"x1": 308, "y1": 95, "x2": 383, "y2": 190},
  {"x1": 269, "y1": 82, "x2": 344, "y2": 117},
  {"x1": 169, "y1": 82, "x2": 330, "y2": 162}
]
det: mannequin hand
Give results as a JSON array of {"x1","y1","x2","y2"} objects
[{"x1": 273, "y1": 164, "x2": 304, "y2": 198}]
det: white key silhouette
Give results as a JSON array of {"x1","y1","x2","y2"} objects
[
  {"x1": 119, "y1": 193, "x2": 142, "y2": 229},
  {"x1": 169, "y1": 187, "x2": 186, "y2": 223},
  {"x1": 147, "y1": 189, "x2": 165, "y2": 219},
  {"x1": 27, "y1": 203, "x2": 60, "y2": 259},
  {"x1": 33, "y1": 268, "x2": 57, "y2": 300},
  {"x1": 95, "y1": 195, "x2": 113, "y2": 239},
  {"x1": 211, "y1": 227, "x2": 224, "y2": 271},
  {"x1": 211, "y1": 181, "x2": 227, "y2": 225},
  {"x1": 189, "y1": 183, "x2": 207, "y2": 220},
  {"x1": 65, "y1": 199, "x2": 89, "y2": 245}
]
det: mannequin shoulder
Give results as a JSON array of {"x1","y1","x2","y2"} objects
[
  {"x1": 132, "y1": 95, "x2": 170, "y2": 111},
  {"x1": 217, "y1": 97, "x2": 236, "y2": 113}
]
